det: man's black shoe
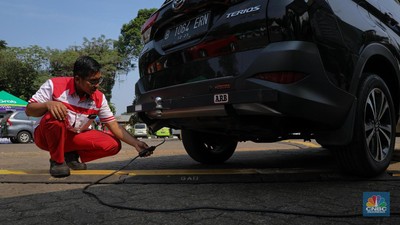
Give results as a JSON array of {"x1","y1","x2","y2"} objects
[
  {"x1": 49, "y1": 160, "x2": 70, "y2": 178},
  {"x1": 65, "y1": 151, "x2": 87, "y2": 170}
]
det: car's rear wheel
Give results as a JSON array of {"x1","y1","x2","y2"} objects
[
  {"x1": 333, "y1": 74, "x2": 395, "y2": 177},
  {"x1": 182, "y1": 130, "x2": 238, "y2": 164},
  {"x1": 17, "y1": 131, "x2": 32, "y2": 144}
]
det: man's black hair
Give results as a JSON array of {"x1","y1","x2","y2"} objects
[{"x1": 73, "y1": 56, "x2": 102, "y2": 79}]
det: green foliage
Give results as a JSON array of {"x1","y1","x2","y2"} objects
[
  {"x1": 48, "y1": 49, "x2": 80, "y2": 76},
  {"x1": 108, "y1": 102, "x2": 116, "y2": 115},
  {"x1": 1, "y1": 45, "x2": 52, "y2": 100},
  {"x1": 46, "y1": 36, "x2": 126, "y2": 102},
  {"x1": 129, "y1": 112, "x2": 141, "y2": 124},
  {"x1": 8, "y1": 45, "x2": 50, "y2": 72},
  {"x1": 0, "y1": 7, "x2": 157, "y2": 109},
  {"x1": 0, "y1": 50, "x2": 43, "y2": 100},
  {"x1": 116, "y1": 8, "x2": 157, "y2": 70},
  {"x1": 81, "y1": 36, "x2": 123, "y2": 102},
  {"x1": 0, "y1": 40, "x2": 7, "y2": 49}
]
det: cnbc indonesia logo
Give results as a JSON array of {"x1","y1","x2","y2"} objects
[{"x1": 363, "y1": 192, "x2": 390, "y2": 217}]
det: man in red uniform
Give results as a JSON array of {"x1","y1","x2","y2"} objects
[{"x1": 26, "y1": 56, "x2": 150, "y2": 177}]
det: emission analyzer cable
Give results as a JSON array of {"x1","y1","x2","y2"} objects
[
  {"x1": 82, "y1": 139, "x2": 400, "y2": 217},
  {"x1": 82, "y1": 138, "x2": 165, "y2": 195}
]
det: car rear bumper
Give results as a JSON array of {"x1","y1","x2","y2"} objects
[{"x1": 131, "y1": 41, "x2": 355, "y2": 131}]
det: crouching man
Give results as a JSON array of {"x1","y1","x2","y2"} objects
[{"x1": 26, "y1": 56, "x2": 150, "y2": 177}]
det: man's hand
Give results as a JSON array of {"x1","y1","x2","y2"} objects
[
  {"x1": 46, "y1": 101, "x2": 68, "y2": 120},
  {"x1": 105, "y1": 121, "x2": 153, "y2": 157},
  {"x1": 134, "y1": 140, "x2": 153, "y2": 157}
]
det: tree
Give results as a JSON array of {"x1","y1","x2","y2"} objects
[
  {"x1": 0, "y1": 7, "x2": 158, "y2": 111},
  {"x1": 9, "y1": 45, "x2": 50, "y2": 72},
  {"x1": 0, "y1": 40, "x2": 7, "y2": 49},
  {"x1": 7, "y1": 46, "x2": 53, "y2": 95},
  {"x1": 116, "y1": 8, "x2": 157, "y2": 71},
  {"x1": 0, "y1": 50, "x2": 41, "y2": 100},
  {"x1": 48, "y1": 48, "x2": 80, "y2": 77},
  {"x1": 81, "y1": 36, "x2": 123, "y2": 102},
  {"x1": 46, "y1": 35, "x2": 124, "y2": 105}
]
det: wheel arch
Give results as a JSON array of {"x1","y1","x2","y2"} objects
[
  {"x1": 316, "y1": 43, "x2": 400, "y2": 146},
  {"x1": 350, "y1": 43, "x2": 400, "y2": 119},
  {"x1": 18, "y1": 129, "x2": 32, "y2": 135}
]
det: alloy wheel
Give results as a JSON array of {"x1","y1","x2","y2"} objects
[{"x1": 364, "y1": 88, "x2": 392, "y2": 162}]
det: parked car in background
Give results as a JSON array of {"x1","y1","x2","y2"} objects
[
  {"x1": 0, "y1": 111, "x2": 39, "y2": 143},
  {"x1": 133, "y1": 123, "x2": 149, "y2": 138},
  {"x1": 130, "y1": 0, "x2": 400, "y2": 177},
  {"x1": 155, "y1": 127, "x2": 171, "y2": 137},
  {"x1": 171, "y1": 129, "x2": 181, "y2": 140}
]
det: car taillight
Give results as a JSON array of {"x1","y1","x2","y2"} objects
[
  {"x1": 254, "y1": 72, "x2": 307, "y2": 84},
  {"x1": 6, "y1": 119, "x2": 12, "y2": 126},
  {"x1": 141, "y1": 12, "x2": 159, "y2": 44}
]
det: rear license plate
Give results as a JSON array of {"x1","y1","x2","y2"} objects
[{"x1": 162, "y1": 12, "x2": 211, "y2": 48}]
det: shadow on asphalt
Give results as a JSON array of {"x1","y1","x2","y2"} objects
[
  {"x1": 88, "y1": 148, "x2": 336, "y2": 171},
  {"x1": 85, "y1": 148, "x2": 399, "y2": 184}
]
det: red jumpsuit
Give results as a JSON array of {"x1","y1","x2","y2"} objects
[
  {"x1": 34, "y1": 112, "x2": 121, "y2": 163},
  {"x1": 29, "y1": 77, "x2": 121, "y2": 163}
]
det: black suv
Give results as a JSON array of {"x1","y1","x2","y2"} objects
[{"x1": 129, "y1": 0, "x2": 400, "y2": 177}]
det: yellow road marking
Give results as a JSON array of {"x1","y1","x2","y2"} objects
[
  {"x1": 0, "y1": 169, "x2": 259, "y2": 176},
  {"x1": 127, "y1": 169, "x2": 258, "y2": 176},
  {"x1": 1, "y1": 169, "x2": 398, "y2": 176},
  {"x1": 280, "y1": 140, "x2": 320, "y2": 148},
  {"x1": 0, "y1": 170, "x2": 34, "y2": 175}
]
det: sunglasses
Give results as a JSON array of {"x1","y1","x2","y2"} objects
[{"x1": 86, "y1": 77, "x2": 104, "y2": 85}]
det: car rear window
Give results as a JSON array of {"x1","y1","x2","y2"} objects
[
  {"x1": 14, "y1": 112, "x2": 29, "y2": 120},
  {"x1": 135, "y1": 124, "x2": 146, "y2": 129}
]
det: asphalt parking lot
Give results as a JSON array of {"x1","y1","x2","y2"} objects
[{"x1": 1, "y1": 138, "x2": 400, "y2": 224}]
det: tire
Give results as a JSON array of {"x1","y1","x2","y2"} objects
[
  {"x1": 10, "y1": 137, "x2": 18, "y2": 143},
  {"x1": 333, "y1": 74, "x2": 395, "y2": 177},
  {"x1": 16, "y1": 131, "x2": 32, "y2": 144},
  {"x1": 181, "y1": 130, "x2": 238, "y2": 164}
]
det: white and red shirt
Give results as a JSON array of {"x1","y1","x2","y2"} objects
[{"x1": 28, "y1": 77, "x2": 115, "y2": 132}]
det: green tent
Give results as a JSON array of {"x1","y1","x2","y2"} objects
[{"x1": 0, "y1": 90, "x2": 28, "y2": 111}]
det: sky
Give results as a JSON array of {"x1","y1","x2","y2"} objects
[{"x1": 0, "y1": 0, "x2": 165, "y2": 115}]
